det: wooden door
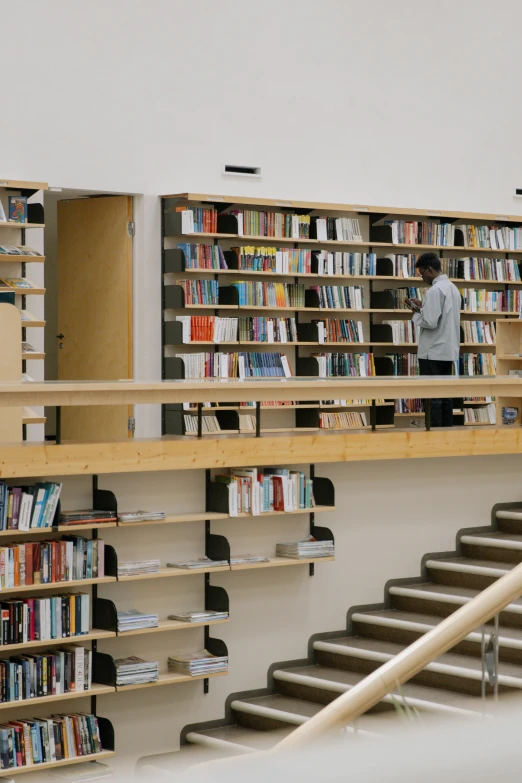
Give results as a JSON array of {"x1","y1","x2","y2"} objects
[{"x1": 57, "y1": 196, "x2": 133, "y2": 442}]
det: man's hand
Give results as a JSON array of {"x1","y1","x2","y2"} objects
[
  {"x1": 409, "y1": 298, "x2": 422, "y2": 308},
  {"x1": 404, "y1": 297, "x2": 422, "y2": 311}
]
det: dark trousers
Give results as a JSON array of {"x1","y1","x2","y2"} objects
[{"x1": 419, "y1": 359, "x2": 454, "y2": 428}]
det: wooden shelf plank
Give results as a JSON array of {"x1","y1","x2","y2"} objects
[
  {"x1": 14, "y1": 287, "x2": 45, "y2": 295},
  {"x1": 0, "y1": 222, "x2": 45, "y2": 229},
  {"x1": 117, "y1": 566, "x2": 230, "y2": 582},
  {"x1": 0, "y1": 629, "x2": 116, "y2": 653},
  {"x1": 21, "y1": 311, "x2": 46, "y2": 328},
  {"x1": 118, "y1": 511, "x2": 229, "y2": 527},
  {"x1": 22, "y1": 352, "x2": 45, "y2": 360},
  {"x1": 0, "y1": 750, "x2": 116, "y2": 777},
  {"x1": 0, "y1": 179, "x2": 48, "y2": 192},
  {"x1": 0, "y1": 522, "x2": 117, "y2": 537},
  {"x1": 115, "y1": 669, "x2": 227, "y2": 692},
  {"x1": 230, "y1": 555, "x2": 335, "y2": 571},
  {"x1": 117, "y1": 617, "x2": 229, "y2": 637},
  {"x1": 0, "y1": 682, "x2": 114, "y2": 711},
  {"x1": 0, "y1": 255, "x2": 45, "y2": 263},
  {"x1": 0, "y1": 576, "x2": 116, "y2": 595},
  {"x1": 22, "y1": 407, "x2": 46, "y2": 425}
]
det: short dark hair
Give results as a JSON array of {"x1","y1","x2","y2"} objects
[{"x1": 416, "y1": 252, "x2": 441, "y2": 272}]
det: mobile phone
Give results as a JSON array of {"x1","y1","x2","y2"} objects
[{"x1": 405, "y1": 298, "x2": 421, "y2": 313}]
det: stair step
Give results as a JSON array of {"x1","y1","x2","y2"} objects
[
  {"x1": 353, "y1": 609, "x2": 522, "y2": 650},
  {"x1": 462, "y1": 533, "x2": 522, "y2": 551},
  {"x1": 186, "y1": 725, "x2": 293, "y2": 753},
  {"x1": 229, "y1": 694, "x2": 382, "y2": 738},
  {"x1": 496, "y1": 510, "x2": 522, "y2": 521},
  {"x1": 313, "y1": 636, "x2": 522, "y2": 689},
  {"x1": 427, "y1": 558, "x2": 512, "y2": 578},
  {"x1": 273, "y1": 664, "x2": 489, "y2": 716}
]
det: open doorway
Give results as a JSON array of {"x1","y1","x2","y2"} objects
[{"x1": 44, "y1": 189, "x2": 134, "y2": 442}]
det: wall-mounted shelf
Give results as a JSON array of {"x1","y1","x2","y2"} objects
[
  {"x1": 0, "y1": 222, "x2": 45, "y2": 229},
  {"x1": 0, "y1": 682, "x2": 115, "y2": 711},
  {"x1": 0, "y1": 750, "x2": 116, "y2": 778}
]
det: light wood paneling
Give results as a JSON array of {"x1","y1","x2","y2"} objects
[
  {"x1": 0, "y1": 304, "x2": 22, "y2": 442},
  {"x1": 57, "y1": 196, "x2": 133, "y2": 442}
]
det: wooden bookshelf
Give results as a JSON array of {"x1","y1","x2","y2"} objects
[
  {"x1": 230, "y1": 556, "x2": 335, "y2": 571},
  {"x1": 495, "y1": 319, "x2": 522, "y2": 425},
  {"x1": 0, "y1": 629, "x2": 116, "y2": 653},
  {"x1": 0, "y1": 575, "x2": 117, "y2": 596},
  {"x1": 0, "y1": 750, "x2": 116, "y2": 778},
  {"x1": 116, "y1": 617, "x2": 229, "y2": 636},
  {"x1": 21, "y1": 311, "x2": 46, "y2": 328},
  {"x1": 117, "y1": 565, "x2": 230, "y2": 581},
  {"x1": 0, "y1": 682, "x2": 115, "y2": 711},
  {"x1": 115, "y1": 670, "x2": 227, "y2": 692}
]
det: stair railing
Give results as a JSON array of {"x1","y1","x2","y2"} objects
[{"x1": 274, "y1": 561, "x2": 522, "y2": 750}]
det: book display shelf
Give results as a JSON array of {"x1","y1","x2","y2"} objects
[
  {"x1": 0, "y1": 178, "x2": 47, "y2": 436},
  {"x1": 0, "y1": 462, "x2": 334, "y2": 774},
  {"x1": 161, "y1": 193, "x2": 521, "y2": 434}
]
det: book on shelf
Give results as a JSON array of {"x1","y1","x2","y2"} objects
[
  {"x1": 0, "y1": 201, "x2": 5, "y2": 222},
  {"x1": 0, "y1": 592, "x2": 90, "y2": 645},
  {"x1": 0, "y1": 482, "x2": 62, "y2": 531},
  {"x1": 212, "y1": 468, "x2": 315, "y2": 516},
  {"x1": 0, "y1": 644, "x2": 93, "y2": 702},
  {"x1": 230, "y1": 210, "x2": 310, "y2": 239},
  {"x1": 175, "y1": 279, "x2": 219, "y2": 306},
  {"x1": 114, "y1": 656, "x2": 159, "y2": 686},
  {"x1": 231, "y1": 280, "x2": 305, "y2": 308},
  {"x1": 0, "y1": 277, "x2": 36, "y2": 290},
  {"x1": 7, "y1": 196, "x2": 27, "y2": 224},
  {"x1": 0, "y1": 537, "x2": 105, "y2": 589},
  {"x1": 461, "y1": 321, "x2": 496, "y2": 345},
  {"x1": 235, "y1": 246, "x2": 312, "y2": 273},
  {"x1": 116, "y1": 560, "x2": 160, "y2": 578},
  {"x1": 166, "y1": 556, "x2": 229, "y2": 570},
  {"x1": 311, "y1": 216, "x2": 362, "y2": 242},
  {"x1": 167, "y1": 610, "x2": 229, "y2": 623},
  {"x1": 314, "y1": 251, "x2": 376, "y2": 276},
  {"x1": 319, "y1": 411, "x2": 368, "y2": 429},
  {"x1": 382, "y1": 286, "x2": 425, "y2": 309},
  {"x1": 384, "y1": 254, "x2": 419, "y2": 278},
  {"x1": 386, "y1": 353, "x2": 419, "y2": 376},
  {"x1": 395, "y1": 399, "x2": 424, "y2": 414},
  {"x1": 230, "y1": 554, "x2": 270, "y2": 565},
  {"x1": 174, "y1": 315, "x2": 239, "y2": 343},
  {"x1": 0, "y1": 712, "x2": 104, "y2": 768},
  {"x1": 312, "y1": 319, "x2": 364, "y2": 344},
  {"x1": 176, "y1": 351, "x2": 292, "y2": 379},
  {"x1": 311, "y1": 353, "x2": 375, "y2": 378},
  {"x1": 239, "y1": 316, "x2": 297, "y2": 343},
  {"x1": 382, "y1": 320, "x2": 419, "y2": 345},
  {"x1": 460, "y1": 288, "x2": 522, "y2": 312},
  {"x1": 117, "y1": 609, "x2": 159, "y2": 633},
  {"x1": 175, "y1": 206, "x2": 217, "y2": 234},
  {"x1": 21, "y1": 341, "x2": 37, "y2": 353},
  {"x1": 0, "y1": 245, "x2": 42, "y2": 256},
  {"x1": 59, "y1": 510, "x2": 116, "y2": 526},
  {"x1": 117, "y1": 511, "x2": 166, "y2": 523},
  {"x1": 239, "y1": 414, "x2": 256, "y2": 433},
  {"x1": 276, "y1": 535, "x2": 335, "y2": 559},
  {"x1": 445, "y1": 257, "x2": 521, "y2": 282},
  {"x1": 309, "y1": 285, "x2": 364, "y2": 310},
  {"x1": 177, "y1": 243, "x2": 227, "y2": 270},
  {"x1": 183, "y1": 415, "x2": 222, "y2": 434},
  {"x1": 167, "y1": 649, "x2": 228, "y2": 676},
  {"x1": 459, "y1": 353, "x2": 496, "y2": 376},
  {"x1": 502, "y1": 407, "x2": 519, "y2": 425},
  {"x1": 464, "y1": 405, "x2": 496, "y2": 425}
]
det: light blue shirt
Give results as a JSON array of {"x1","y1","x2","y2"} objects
[{"x1": 412, "y1": 274, "x2": 461, "y2": 361}]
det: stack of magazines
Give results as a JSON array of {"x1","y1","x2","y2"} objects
[
  {"x1": 117, "y1": 609, "x2": 159, "y2": 632},
  {"x1": 168, "y1": 649, "x2": 228, "y2": 676},
  {"x1": 115, "y1": 656, "x2": 159, "y2": 686},
  {"x1": 168, "y1": 609, "x2": 229, "y2": 623},
  {"x1": 60, "y1": 509, "x2": 117, "y2": 526},
  {"x1": 167, "y1": 556, "x2": 229, "y2": 570},
  {"x1": 117, "y1": 559, "x2": 161, "y2": 577},
  {"x1": 276, "y1": 536, "x2": 335, "y2": 559},
  {"x1": 118, "y1": 510, "x2": 166, "y2": 523},
  {"x1": 230, "y1": 554, "x2": 270, "y2": 566}
]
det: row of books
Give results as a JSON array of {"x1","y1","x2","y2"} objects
[
  {"x1": 384, "y1": 221, "x2": 457, "y2": 246},
  {"x1": 0, "y1": 593, "x2": 90, "y2": 645},
  {"x1": 461, "y1": 321, "x2": 496, "y2": 344},
  {"x1": 213, "y1": 468, "x2": 316, "y2": 515},
  {"x1": 382, "y1": 320, "x2": 418, "y2": 344},
  {"x1": 387, "y1": 353, "x2": 419, "y2": 377},
  {"x1": 313, "y1": 217, "x2": 362, "y2": 242},
  {"x1": 395, "y1": 399, "x2": 423, "y2": 414},
  {"x1": 238, "y1": 316, "x2": 297, "y2": 343},
  {"x1": 457, "y1": 224, "x2": 522, "y2": 250},
  {"x1": 176, "y1": 352, "x2": 291, "y2": 379},
  {"x1": 232, "y1": 210, "x2": 310, "y2": 239},
  {"x1": 276, "y1": 536, "x2": 334, "y2": 559},
  {"x1": 168, "y1": 649, "x2": 228, "y2": 676},
  {"x1": 319, "y1": 411, "x2": 368, "y2": 429},
  {"x1": 460, "y1": 353, "x2": 496, "y2": 376},
  {"x1": 231, "y1": 281, "x2": 305, "y2": 308},
  {"x1": 459, "y1": 289, "x2": 522, "y2": 312},
  {"x1": 445, "y1": 257, "x2": 521, "y2": 282},
  {"x1": 464, "y1": 404, "x2": 496, "y2": 424},
  {"x1": 315, "y1": 252, "x2": 376, "y2": 276},
  {"x1": 115, "y1": 656, "x2": 158, "y2": 686},
  {"x1": 235, "y1": 246, "x2": 312, "y2": 273},
  {"x1": 59, "y1": 510, "x2": 116, "y2": 526},
  {"x1": 0, "y1": 538, "x2": 105, "y2": 589},
  {"x1": 183, "y1": 415, "x2": 222, "y2": 434},
  {"x1": 117, "y1": 560, "x2": 160, "y2": 578},
  {"x1": 314, "y1": 319, "x2": 365, "y2": 343},
  {"x1": 176, "y1": 206, "x2": 217, "y2": 234},
  {"x1": 0, "y1": 645, "x2": 92, "y2": 702},
  {"x1": 174, "y1": 315, "x2": 238, "y2": 343},
  {"x1": 0, "y1": 277, "x2": 38, "y2": 291},
  {"x1": 177, "y1": 243, "x2": 227, "y2": 269},
  {"x1": 177, "y1": 279, "x2": 219, "y2": 306},
  {"x1": 311, "y1": 353, "x2": 375, "y2": 378},
  {"x1": 0, "y1": 482, "x2": 62, "y2": 531},
  {"x1": 0, "y1": 712, "x2": 104, "y2": 769},
  {"x1": 309, "y1": 285, "x2": 364, "y2": 310},
  {"x1": 384, "y1": 287, "x2": 425, "y2": 308}
]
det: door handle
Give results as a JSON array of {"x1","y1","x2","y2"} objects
[{"x1": 57, "y1": 333, "x2": 64, "y2": 349}]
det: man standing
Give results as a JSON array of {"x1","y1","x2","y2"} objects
[{"x1": 404, "y1": 252, "x2": 461, "y2": 427}]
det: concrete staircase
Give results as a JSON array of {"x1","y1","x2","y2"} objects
[{"x1": 140, "y1": 502, "x2": 522, "y2": 771}]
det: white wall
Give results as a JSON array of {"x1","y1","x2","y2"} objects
[{"x1": 1, "y1": 0, "x2": 522, "y2": 214}]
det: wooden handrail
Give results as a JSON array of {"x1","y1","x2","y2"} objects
[
  {"x1": 274, "y1": 559, "x2": 522, "y2": 750},
  {"x1": 0, "y1": 376, "x2": 520, "y2": 407}
]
